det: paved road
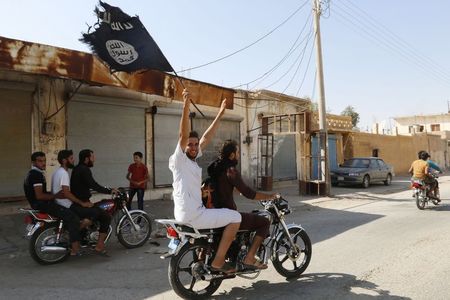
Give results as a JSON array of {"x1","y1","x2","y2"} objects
[{"x1": 1, "y1": 176, "x2": 449, "y2": 299}]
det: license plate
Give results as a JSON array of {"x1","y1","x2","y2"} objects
[
  {"x1": 168, "y1": 239, "x2": 180, "y2": 250},
  {"x1": 338, "y1": 176, "x2": 344, "y2": 181}
]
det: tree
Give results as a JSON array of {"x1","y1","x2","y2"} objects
[{"x1": 341, "y1": 106, "x2": 360, "y2": 128}]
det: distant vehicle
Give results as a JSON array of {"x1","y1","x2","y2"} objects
[{"x1": 330, "y1": 157, "x2": 394, "y2": 188}]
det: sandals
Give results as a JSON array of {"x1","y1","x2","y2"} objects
[
  {"x1": 93, "y1": 249, "x2": 110, "y2": 257},
  {"x1": 210, "y1": 263, "x2": 236, "y2": 274},
  {"x1": 242, "y1": 259, "x2": 268, "y2": 270}
]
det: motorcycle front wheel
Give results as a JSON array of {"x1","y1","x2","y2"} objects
[
  {"x1": 29, "y1": 223, "x2": 69, "y2": 265},
  {"x1": 169, "y1": 242, "x2": 222, "y2": 299},
  {"x1": 415, "y1": 192, "x2": 426, "y2": 210},
  {"x1": 117, "y1": 211, "x2": 152, "y2": 248},
  {"x1": 272, "y1": 227, "x2": 312, "y2": 278}
]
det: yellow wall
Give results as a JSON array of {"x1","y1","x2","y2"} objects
[{"x1": 347, "y1": 132, "x2": 446, "y2": 175}]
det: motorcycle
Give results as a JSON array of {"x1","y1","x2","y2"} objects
[
  {"x1": 156, "y1": 195, "x2": 312, "y2": 299},
  {"x1": 20, "y1": 187, "x2": 152, "y2": 265},
  {"x1": 412, "y1": 173, "x2": 440, "y2": 210}
]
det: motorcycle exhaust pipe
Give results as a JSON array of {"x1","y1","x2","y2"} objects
[{"x1": 40, "y1": 246, "x2": 68, "y2": 254}]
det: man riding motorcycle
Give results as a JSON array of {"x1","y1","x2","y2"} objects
[{"x1": 409, "y1": 150, "x2": 439, "y2": 201}]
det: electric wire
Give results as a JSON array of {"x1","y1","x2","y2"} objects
[
  {"x1": 176, "y1": 0, "x2": 309, "y2": 74},
  {"x1": 233, "y1": 13, "x2": 313, "y2": 89},
  {"x1": 339, "y1": 0, "x2": 450, "y2": 82},
  {"x1": 295, "y1": 34, "x2": 316, "y2": 97},
  {"x1": 332, "y1": 1, "x2": 450, "y2": 87},
  {"x1": 261, "y1": 22, "x2": 314, "y2": 90},
  {"x1": 280, "y1": 31, "x2": 315, "y2": 94}
]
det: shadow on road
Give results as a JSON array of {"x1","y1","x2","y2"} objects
[{"x1": 213, "y1": 272, "x2": 409, "y2": 299}]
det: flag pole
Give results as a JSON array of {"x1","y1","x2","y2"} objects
[{"x1": 172, "y1": 70, "x2": 206, "y2": 118}]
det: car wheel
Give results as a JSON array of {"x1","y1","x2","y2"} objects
[
  {"x1": 362, "y1": 175, "x2": 370, "y2": 188},
  {"x1": 384, "y1": 174, "x2": 392, "y2": 186}
]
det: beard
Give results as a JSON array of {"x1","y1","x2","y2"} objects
[
  {"x1": 186, "y1": 152, "x2": 197, "y2": 160},
  {"x1": 86, "y1": 160, "x2": 94, "y2": 168},
  {"x1": 67, "y1": 162, "x2": 75, "y2": 169}
]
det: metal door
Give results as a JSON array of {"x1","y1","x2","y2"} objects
[{"x1": 311, "y1": 134, "x2": 337, "y2": 180}]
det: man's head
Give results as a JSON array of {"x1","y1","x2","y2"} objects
[
  {"x1": 133, "y1": 151, "x2": 143, "y2": 164},
  {"x1": 419, "y1": 151, "x2": 430, "y2": 161},
  {"x1": 57, "y1": 150, "x2": 75, "y2": 169},
  {"x1": 185, "y1": 131, "x2": 199, "y2": 160},
  {"x1": 31, "y1": 151, "x2": 46, "y2": 170},
  {"x1": 79, "y1": 149, "x2": 95, "y2": 167},
  {"x1": 219, "y1": 140, "x2": 239, "y2": 162}
]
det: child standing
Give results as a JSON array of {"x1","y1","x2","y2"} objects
[{"x1": 126, "y1": 152, "x2": 149, "y2": 210}]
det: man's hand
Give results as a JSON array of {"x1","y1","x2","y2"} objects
[
  {"x1": 182, "y1": 89, "x2": 192, "y2": 104},
  {"x1": 219, "y1": 98, "x2": 227, "y2": 114},
  {"x1": 54, "y1": 190, "x2": 64, "y2": 199},
  {"x1": 82, "y1": 201, "x2": 94, "y2": 208}
]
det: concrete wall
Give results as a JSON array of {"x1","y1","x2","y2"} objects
[{"x1": 348, "y1": 132, "x2": 446, "y2": 174}]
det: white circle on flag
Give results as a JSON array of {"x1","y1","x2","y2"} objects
[{"x1": 105, "y1": 40, "x2": 139, "y2": 65}]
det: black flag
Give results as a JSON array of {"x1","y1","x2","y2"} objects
[{"x1": 81, "y1": 1, "x2": 174, "y2": 73}]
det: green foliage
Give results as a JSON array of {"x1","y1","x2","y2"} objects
[{"x1": 341, "y1": 105, "x2": 360, "y2": 128}]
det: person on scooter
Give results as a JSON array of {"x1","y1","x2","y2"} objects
[
  {"x1": 409, "y1": 151, "x2": 435, "y2": 199},
  {"x1": 207, "y1": 139, "x2": 277, "y2": 270},
  {"x1": 70, "y1": 149, "x2": 116, "y2": 256},
  {"x1": 169, "y1": 89, "x2": 241, "y2": 274},
  {"x1": 23, "y1": 151, "x2": 82, "y2": 256}
]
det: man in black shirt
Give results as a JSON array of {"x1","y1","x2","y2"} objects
[
  {"x1": 70, "y1": 149, "x2": 115, "y2": 256},
  {"x1": 23, "y1": 151, "x2": 83, "y2": 256}
]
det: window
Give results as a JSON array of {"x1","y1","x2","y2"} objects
[
  {"x1": 408, "y1": 126, "x2": 413, "y2": 133},
  {"x1": 372, "y1": 149, "x2": 379, "y2": 157},
  {"x1": 431, "y1": 124, "x2": 441, "y2": 132},
  {"x1": 418, "y1": 125, "x2": 425, "y2": 132}
]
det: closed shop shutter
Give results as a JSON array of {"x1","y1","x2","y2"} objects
[
  {"x1": 0, "y1": 89, "x2": 32, "y2": 197},
  {"x1": 272, "y1": 134, "x2": 297, "y2": 181},
  {"x1": 193, "y1": 118, "x2": 241, "y2": 178},
  {"x1": 67, "y1": 99, "x2": 146, "y2": 189}
]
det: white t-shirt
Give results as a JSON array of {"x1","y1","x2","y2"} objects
[
  {"x1": 52, "y1": 167, "x2": 72, "y2": 208},
  {"x1": 168, "y1": 143, "x2": 204, "y2": 222}
]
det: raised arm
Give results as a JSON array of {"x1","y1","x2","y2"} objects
[
  {"x1": 179, "y1": 89, "x2": 191, "y2": 150},
  {"x1": 200, "y1": 99, "x2": 227, "y2": 151}
]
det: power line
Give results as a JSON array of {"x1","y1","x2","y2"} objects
[
  {"x1": 295, "y1": 34, "x2": 316, "y2": 96},
  {"x1": 280, "y1": 32, "x2": 315, "y2": 94},
  {"x1": 339, "y1": 0, "x2": 450, "y2": 81},
  {"x1": 332, "y1": 1, "x2": 450, "y2": 87},
  {"x1": 233, "y1": 13, "x2": 313, "y2": 89},
  {"x1": 177, "y1": 0, "x2": 309, "y2": 74},
  {"x1": 261, "y1": 26, "x2": 314, "y2": 90}
]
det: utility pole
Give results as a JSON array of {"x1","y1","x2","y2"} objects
[{"x1": 312, "y1": 0, "x2": 330, "y2": 195}]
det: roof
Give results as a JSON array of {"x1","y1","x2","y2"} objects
[{"x1": 0, "y1": 36, "x2": 234, "y2": 108}]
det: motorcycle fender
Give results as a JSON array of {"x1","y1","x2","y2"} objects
[
  {"x1": 116, "y1": 210, "x2": 149, "y2": 235},
  {"x1": 274, "y1": 224, "x2": 304, "y2": 243}
]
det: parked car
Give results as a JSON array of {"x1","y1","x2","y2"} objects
[{"x1": 330, "y1": 157, "x2": 394, "y2": 188}]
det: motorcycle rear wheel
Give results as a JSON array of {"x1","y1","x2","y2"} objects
[
  {"x1": 30, "y1": 223, "x2": 69, "y2": 265},
  {"x1": 415, "y1": 192, "x2": 426, "y2": 210},
  {"x1": 169, "y1": 242, "x2": 222, "y2": 299},
  {"x1": 117, "y1": 212, "x2": 152, "y2": 248},
  {"x1": 272, "y1": 227, "x2": 312, "y2": 278}
]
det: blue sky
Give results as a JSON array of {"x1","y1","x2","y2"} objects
[{"x1": 1, "y1": 0, "x2": 450, "y2": 130}]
